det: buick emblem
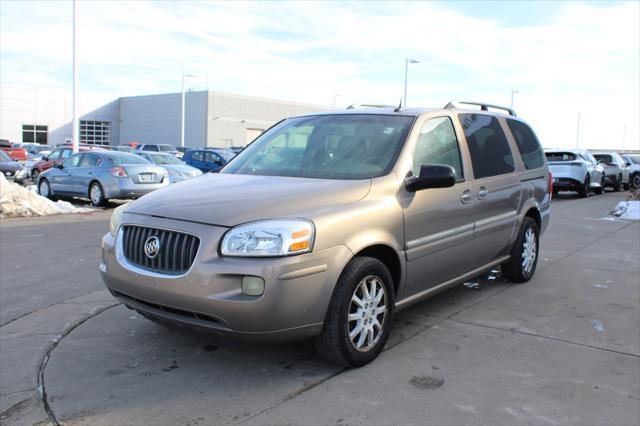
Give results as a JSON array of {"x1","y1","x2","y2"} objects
[{"x1": 144, "y1": 236, "x2": 161, "y2": 259}]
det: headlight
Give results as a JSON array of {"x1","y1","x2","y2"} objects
[
  {"x1": 220, "y1": 219, "x2": 314, "y2": 257},
  {"x1": 109, "y1": 203, "x2": 128, "y2": 236}
]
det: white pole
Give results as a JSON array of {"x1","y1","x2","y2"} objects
[
  {"x1": 575, "y1": 112, "x2": 582, "y2": 148},
  {"x1": 403, "y1": 57, "x2": 408, "y2": 108},
  {"x1": 510, "y1": 90, "x2": 519, "y2": 109},
  {"x1": 180, "y1": 74, "x2": 186, "y2": 148},
  {"x1": 333, "y1": 94, "x2": 341, "y2": 110},
  {"x1": 72, "y1": 0, "x2": 79, "y2": 153}
]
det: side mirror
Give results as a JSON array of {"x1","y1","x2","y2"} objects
[
  {"x1": 55, "y1": 163, "x2": 64, "y2": 169},
  {"x1": 405, "y1": 164, "x2": 456, "y2": 192},
  {"x1": 625, "y1": 161, "x2": 632, "y2": 167},
  {"x1": 42, "y1": 155, "x2": 48, "y2": 161}
]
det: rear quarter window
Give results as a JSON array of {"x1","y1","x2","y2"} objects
[
  {"x1": 459, "y1": 114, "x2": 514, "y2": 179},
  {"x1": 506, "y1": 119, "x2": 544, "y2": 169},
  {"x1": 545, "y1": 152, "x2": 577, "y2": 162}
]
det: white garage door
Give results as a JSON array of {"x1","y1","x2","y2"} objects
[{"x1": 246, "y1": 128, "x2": 264, "y2": 145}]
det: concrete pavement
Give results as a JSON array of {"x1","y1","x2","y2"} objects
[{"x1": 0, "y1": 192, "x2": 638, "y2": 425}]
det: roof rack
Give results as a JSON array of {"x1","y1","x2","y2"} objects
[
  {"x1": 346, "y1": 103, "x2": 396, "y2": 109},
  {"x1": 444, "y1": 100, "x2": 516, "y2": 117}
]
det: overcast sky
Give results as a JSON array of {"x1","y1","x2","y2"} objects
[{"x1": 1, "y1": 0, "x2": 638, "y2": 150}]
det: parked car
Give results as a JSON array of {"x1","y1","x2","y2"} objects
[
  {"x1": 37, "y1": 151, "x2": 169, "y2": 206},
  {"x1": 228, "y1": 146, "x2": 244, "y2": 155},
  {"x1": 114, "y1": 146, "x2": 137, "y2": 153},
  {"x1": 101, "y1": 101, "x2": 551, "y2": 367},
  {"x1": 30, "y1": 146, "x2": 96, "y2": 181},
  {"x1": 183, "y1": 148, "x2": 234, "y2": 172},
  {"x1": 0, "y1": 139, "x2": 28, "y2": 162},
  {"x1": 592, "y1": 152, "x2": 627, "y2": 192},
  {"x1": 135, "y1": 152, "x2": 202, "y2": 183},
  {"x1": 545, "y1": 148, "x2": 605, "y2": 197},
  {"x1": 135, "y1": 144, "x2": 179, "y2": 156},
  {"x1": 621, "y1": 154, "x2": 640, "y2": 189},
  {"x1": 0, "y1": 150, "x2": 24, "y2": 181},
  {"x1": 18, "y1": 143, "x2": 52, "y2": 160},
  {"x1": 175, "y1": 146, "x2": 190, "y2": 159}
]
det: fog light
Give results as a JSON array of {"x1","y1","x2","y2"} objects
[{"x1": 241, "y1": 276, "x2": 265, "y2": 296}]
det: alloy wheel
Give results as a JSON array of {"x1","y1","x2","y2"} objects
[
  {"x1": 39, "y1": 180, "x2": 50, "y2": 197},
  {"x1": 348, "y1": 275, "x2": 388, "y2": 352},
  {"x1": 90, "y1": 184, "x2": 102, "y2": 205},
  {"x1": 521, "y1": 228, "x2": 537, "y2": 275}
]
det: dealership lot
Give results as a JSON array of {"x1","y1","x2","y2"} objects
[{"x1": 1, "y1": 192, "x2": 638, "y2": 425}]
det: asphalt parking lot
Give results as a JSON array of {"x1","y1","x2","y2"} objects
[{"x1": 1, "y1": 191, "x2": 639, "y2": 425}]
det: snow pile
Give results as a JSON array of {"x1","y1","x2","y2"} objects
[
  {"x1": 611, "y1": 200, "x2": 640, "y2": 221},
  {"x1": 0, "y1": 174, "x2": 93, "y2": 218}
]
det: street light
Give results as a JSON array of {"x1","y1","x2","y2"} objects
[
  {"x1": 403, "y1": 58, "x2": 420, "y2": 108},
  {"x1": 333, "y1": 94, "x2": 341, "y2": 110},
  {"x1": 71, "y1": 0, "x2": 79, "y2": 153},
  {"x1": 181, "y1": 74, "x2": 196, "y2": 148},
  {"x1": 510, "y1": 89, "x2": 519, "y2": 109}
]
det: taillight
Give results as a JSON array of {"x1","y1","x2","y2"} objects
[
  {"x1": 548, "y1": 170, "x2": 553, "y2": 199},
  {"x1": 110, "y1": 167, "x2": 128, "y2": 178}
]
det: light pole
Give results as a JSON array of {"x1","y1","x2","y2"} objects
[
  {"x1": 510, "y1": 89, "x2": 519, "y2": 109},
  {"x1": 575, "y1": 112, "x2": 582, "y2": 148},
  {"x1": 180, "y1": 74, "x2": 195, "y2": 148},
  {"x1": 71, "y1": 0, "x2": 79, "y2": 153},
  {"x1": 333, "y1": 94, "x2": 341, "y2": 110},
  {"x1": 622, "y1": 124, "x2": 627, "y2": 152},
  {"x1": 403, "y1": 58, "x2": 420, "y2": 108}
]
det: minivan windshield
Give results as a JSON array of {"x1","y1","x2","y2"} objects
[{"x1": 222, "y1": 114, "x2": 414, "y2": 179}]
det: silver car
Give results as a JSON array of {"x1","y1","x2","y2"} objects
[
  {"x1": 593, "y1": 152, "x2": 628, "y2": 191},
  {"x1": 101, "y1": 102, "x2": 551, "y2": 367},
  {"x1": 135, "y1": 152, "x2": 202, "y2": 184},
  {"x1": 545, "y1": 148, "x2": 605, "y2": 197},
  {"x1": 38, "y1": 151, "x2": 169, "y2": 206}
]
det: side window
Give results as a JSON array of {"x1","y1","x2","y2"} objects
[
  {"x1": 61, "y1": 149, "x2": 72, "y2": 159},
  {"x1": 413, "y1": 117, "x2": 464, "y2": 181},
  {"x1": 506, "y1": 119, "x2": 544, "y2": 169},
  {"x1": 205, "y1": 152, "x2": 222, "y2": 164},
  {"x1": 459, "y1": 114, "x2": 514, "y2": 179},
  {"x1": 191, "y1": 151, "x2": 204, "y2": 161},
  {"x1": 48, "y1": 150, "x2": 62, "y2": 160},
  {"x1": 63, "y1": 153, "x2": 82, "y2": 168},
  {"x1": 79, "y1": 154, "x2": 101, "y2": 167}
]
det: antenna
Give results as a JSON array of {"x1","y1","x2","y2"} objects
[{"x1": 394, "y1": 98, "x2": 402, "y2": 112}]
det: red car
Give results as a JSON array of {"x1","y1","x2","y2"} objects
[
  {"x1": 30, "y1": 146, "x2": 95, "y2": 180},
  {"x1": 0, "y1": 139, "x2": 28, "y2": 161}
]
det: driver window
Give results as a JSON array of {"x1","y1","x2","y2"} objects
[
  {"x1": 63, "y1": 154, "x2": 82, "y2": 168},
  {"x1": 48, "y1": 150, "x2": 62, "y2": 160},
  {"x1": 413, "y1": 117, "x2": 463, "y2": 181}
]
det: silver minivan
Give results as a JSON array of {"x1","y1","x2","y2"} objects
[{"x1": 101, "y1": 101, "x2": 551, "y2": 367}]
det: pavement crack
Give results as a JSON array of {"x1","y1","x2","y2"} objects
[
  {"x1": 36, "y1": 302, "x2": 120, "y2": 426},
  {"x1": 446, "y1": 317, "x2": 640, "y2": 358}
]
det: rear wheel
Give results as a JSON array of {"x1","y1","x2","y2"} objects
[
  {"x1": 502, "y1": 217, "x2": 539, "y2": 283},
  {"x1": 89, "y1": 182, "x2": 106, "y2": 207},
  {"x1": 315, "y1": 257, "x2": 395, "y2": 367},
  {"x1": 579, "y1": 175, "x2": 590, "y2": 198},
  {"x1": 595, "y1": 175, "x2": 605, "y2": 194},
  {"x1": 612, "y1": 175, "x2": 622, "y2": 192}
]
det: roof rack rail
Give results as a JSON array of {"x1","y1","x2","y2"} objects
[
  {"x1": 346, "y1": 103, "x2": 396, "y2": 109},
  {"x1": 444, "y1": 100, "x2": 516, "y2": 116}
]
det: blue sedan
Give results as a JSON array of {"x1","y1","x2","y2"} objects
[
  {"x1": 37, "y1": 151, "x2": 169, "y2": 206},
  {"x1": 183, "y1": 148, "x2": 234, "y2": 172}
]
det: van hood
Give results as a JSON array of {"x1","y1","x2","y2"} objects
[{"x1": 126, "y1": 173, "x2": 371, "y2": 227}]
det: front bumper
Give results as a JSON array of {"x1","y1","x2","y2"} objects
[{"x1": 100, "y1": 214, "x2": 353, "y2": 341}]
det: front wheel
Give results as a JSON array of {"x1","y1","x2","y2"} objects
[
  {"x1": 38, "y1": 178, "x2": 52, "y2": 199},
  {"x1": 502, "y1": 217, "x2": 540, "y2": 283},
  {"x1": 613, "y1": 175, "x2": 623, "y2": 192},
  {"x1": 31, "y1": 169, "x2": 40, "y2": 181},
  {"x1": 631, "y1": 173, "x2": 640, "y2": 190},
  {"x1": 315, "y1": 257, "x2": 395, "y2": 367},
  {"x1": 579, "y1": 175, "x2": 590, "y2": 198}
]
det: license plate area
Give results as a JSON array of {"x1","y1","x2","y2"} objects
[{"x1": 139, "y1": 173, "x2": 154, "y2": 182}]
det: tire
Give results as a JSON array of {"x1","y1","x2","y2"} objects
[
  {"x1": 315, "y1": 256, "x2": 395, "y2": 367},
  {"x1": 630, "y1": 173, "x2": 640, "y2": 190},
  {"x1": 595, "y1": 175, "x2": 605, "y2": 195},
  {"x1": 89, "y1": 181, "x2": 106, "y2": 207},
  {"x1": 38, "y1": 178, "x2": 52, "y2": 199},
  {"x1": 31, "y1": 169, "x2": 40, "y2": 181},
  {"x1": 612, "y1": 175, "x2": 622, "y2": 192},
  {"x1": 623, "y1": 183, "x2": 630, "y2": 191},
  {"x1": 502, "y1": 217, "x2": 540, "y2": 283},
  {"x1": 578, "y1": 175, "x2": 590, "y2": 198}
]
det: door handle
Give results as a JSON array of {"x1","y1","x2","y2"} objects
[
  {"x1": 461, "y1": 189, "x2": 473, "y2": 204},
  {"x1": 478, "y1": 187, "x2": 489, "y2": 200}
]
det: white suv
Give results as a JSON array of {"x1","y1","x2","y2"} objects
[
  {"x1": 545, "y1": 149, "x2": 605, "y2": 197},
  {"x1": 622, "y1": 154, "x2": 640, "y2": 189},
  {"x1": 593, "y1": 152, "x2": 627, "y2": 192}
]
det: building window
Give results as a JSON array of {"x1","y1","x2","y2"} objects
[
  {"x1": 80, "y1": 120, "x2": 110, "y2": 145},
  {"x1": 22, "y1": 124, "x2": 48, "y2": 144}
]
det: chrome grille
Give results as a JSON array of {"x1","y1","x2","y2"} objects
[{"x1": 121, "y1": 225, "x2": 199, "y2": 275}]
